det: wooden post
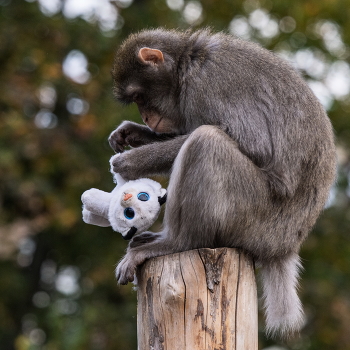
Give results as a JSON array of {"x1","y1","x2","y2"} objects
[{"x1": 136, "y1": 248, "x2": 258, "y2": 350}]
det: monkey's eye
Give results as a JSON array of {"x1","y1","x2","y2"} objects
[
  {"x1": 137, "y1": 192, "x2": 150, "y2": 201},
  {"x1": 124, "y1": 208, "x2": 135, "y2": 220},
  {"x1": 132, "y1": 93, "x2": 145, "y2": 105}
]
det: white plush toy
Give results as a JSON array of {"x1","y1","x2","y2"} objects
[{"x1": 81, "y1": 155, "x2": 167, "y2": 240}]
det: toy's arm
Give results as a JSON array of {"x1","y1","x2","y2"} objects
[{"x1": 81, "y1": 188, "x2": 112, "y2": 227}]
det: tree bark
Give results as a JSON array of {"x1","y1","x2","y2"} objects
[{"x1": 136, "y1": 248, "x2": 258, "y2": 350}]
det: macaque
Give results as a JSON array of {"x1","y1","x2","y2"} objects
[{"x1": 108, "y1": 29, "x2": 336, "y2": 337}]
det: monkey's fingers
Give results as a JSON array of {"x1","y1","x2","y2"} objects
[
  {"x1": 115, "y1": 256, "x2": 136, "y2": 285},
  {"x1": 124, "y1": 135, "x2": 144, "y2": 148},
  {"x1": 108, "y1": 131, "x2": 128, "y2": 152},
  {"x1": 116, "y1": 269, "x2": 135, "y2": 285}
]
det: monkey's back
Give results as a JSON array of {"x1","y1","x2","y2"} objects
[{"x1": 178, "y1": 30, "x2": 337, "y2": 258}]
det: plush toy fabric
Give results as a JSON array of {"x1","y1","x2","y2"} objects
[{"x1": 81, "y1": 156, "x2": 167, "y2": 240}]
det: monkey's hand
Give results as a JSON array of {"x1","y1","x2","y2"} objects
[
  {"x1": 109, "y1": 121, "x2": 175, "y2": 153},
  {"x1": 109, "y1": 121, "x2": 149, "y2": 152},
  {"x1": 110, "y1": 150, "x2": 144, "y2": 180}
]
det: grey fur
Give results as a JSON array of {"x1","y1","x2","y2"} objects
[
  {"x1": 260, "y1": 253, "x2": 304, "y2": 337},
  {"x1": 110, "y1": 29, "x2": 337, "y2": 338}
]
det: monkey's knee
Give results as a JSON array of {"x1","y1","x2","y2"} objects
[
  {"x1": 181, "y1": 125, "x2": 235, "y2": 159},
  {"x1": 189, "y1": 125, "x2": 227, "y2": 142},
  {"x1": 171, "y1": 125, "x2": 237, "y2": 181}
]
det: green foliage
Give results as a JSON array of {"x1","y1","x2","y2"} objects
[{"x1": 0, "y1": 0, "x2": 349, "y2": 349}]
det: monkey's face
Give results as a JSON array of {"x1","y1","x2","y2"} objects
[
  {"x1": 136, "y1": 106, "x2": 165, "y2": 133},
  {"x1": 120, "y1": 81, "x2": 174, "y2": 133},
  {"x1": 112, "y1": 44, "x2": 183, "y2": 134}
]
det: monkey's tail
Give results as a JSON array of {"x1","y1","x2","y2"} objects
[{"x1": 260, "y1": 253, "x2": 304, "y2": 338}]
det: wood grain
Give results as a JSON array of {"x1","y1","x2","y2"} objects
[{"x1": 136, "y1": 248, "x2": 258, "y2": 350}]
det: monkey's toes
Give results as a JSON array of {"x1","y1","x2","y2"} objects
[{"x1": 116, "y1": 259, "x2": 136, "y2": 285}]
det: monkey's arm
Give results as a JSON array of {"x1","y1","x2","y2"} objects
[
  {"x1": 109, "y1": 121, "x2": 177, "y2": 153},
  {"x1": 111, "y1": 135, "x2": 189, "y2": 180}
]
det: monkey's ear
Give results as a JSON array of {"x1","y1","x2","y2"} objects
[{"x1": 138, "y1": 47, "x2": 164, "y2": 65}]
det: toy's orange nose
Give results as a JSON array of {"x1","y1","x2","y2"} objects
[{"x1": 123, "y1": 193, "x2": 133, "y2": 201}]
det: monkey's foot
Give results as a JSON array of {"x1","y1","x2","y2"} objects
[
  {"x1": 116, "y1": 253, "x2": 137, "y2": 285},
  {"x1": 116, "y1": 232, "x2": 166, "y2": 284}
]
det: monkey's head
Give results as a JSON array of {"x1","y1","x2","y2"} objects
[{"x1": 112, "y1": 30, "x2": 186, "y2": 134}]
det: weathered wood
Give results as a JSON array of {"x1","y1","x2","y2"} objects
[{"x1": 136, "y1": 248, "x2": 258, "y2": 350}]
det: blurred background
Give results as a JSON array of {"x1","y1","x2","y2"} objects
[{"x1": 0, "y1": 0, "x2": 350, "y2": 349}]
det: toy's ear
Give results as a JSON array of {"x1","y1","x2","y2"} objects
[
  {"x1": 82, "y1": 207, "x2": 111, "y2": 227},
  {"x1": 82, "y1": 189, "x2": 111, "y2": 218},
  {"x1": 158, "y1": 189, "x2": 167, "y2": 206}
]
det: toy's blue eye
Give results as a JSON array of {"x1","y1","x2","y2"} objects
[
  {"x1": 124, "y1": 208, "x2": 135, "y2": 220},
  {"x1": 137, "y1": 192, "x2": 150, "y2": 201}
]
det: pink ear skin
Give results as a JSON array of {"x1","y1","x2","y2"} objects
[{"x1": 138, "y1": 47, "x2": 164, "y2": 65}]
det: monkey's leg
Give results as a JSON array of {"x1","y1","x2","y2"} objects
[
  {"x1": 164, "y1": 124, "x2": 272, "y2": 251},
  {"x1": 164, "y1": 126, "x2": 305, "y2": 337},
  {"x1": 116, "y1": 125, "x2": 271, "y2": 284}
]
